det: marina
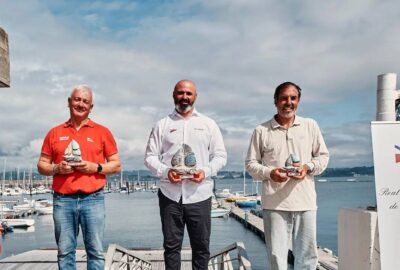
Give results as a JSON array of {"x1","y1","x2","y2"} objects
[{"x1": 0, "y1": 176, "x2": 376, "y2": 269}]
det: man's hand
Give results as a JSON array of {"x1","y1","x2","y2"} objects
[
  {"x1": 270, "y1": 168, "x2": 289, "y2": 182},
  {"x1": 56, "y1": 161, "x2": 74, "y2": 175},
  {"x1": 191, "y1": 169, "x2": 205, "y2": 183},
  {"x1": 73, "y1": 160, "x2": 97, "y2": 174},
  {"x1": 290, "y1": 165, "x2": 308, "y2": 181},
  {"x1": 167, "y1": 169, "x2": 182, "y2": 183}
]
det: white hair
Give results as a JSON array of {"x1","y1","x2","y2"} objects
[{"x1": 70, "y1": 84, "x2": 94, "y2": 100}]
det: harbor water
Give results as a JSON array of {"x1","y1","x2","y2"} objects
[{"x1": 0, "y1": 176, "x2": 376, "y2": 269}]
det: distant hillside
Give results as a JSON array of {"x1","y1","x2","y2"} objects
[
  {"x1": 2, "y1": 166, "x2": 374, "y2": 181},
  {"x1": 217, "y1": 166, "x2": 374, "y2": 179},
  {"x1": 319, "y1": 166, "x2": 374, "y2": 177}
]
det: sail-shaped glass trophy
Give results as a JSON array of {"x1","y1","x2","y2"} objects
[
  {"x1": 283, "y1": 153, "x2": 301, "y2": 177},
  {"x1": 64, "y1": 139, "x2": 82, "y2": 166},
  {"x1": 171, "y1": 144, "x2": 197, "y2": 179}
]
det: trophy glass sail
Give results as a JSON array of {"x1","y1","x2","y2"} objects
[
  {"x1": 64, "y1": 139, "x2": 82, "y2": 166},
  {"x1": 171, "y1": 144, "x2": 196, "y2": 179},
  {"x1": 283, "y1": 153, "x2": 301, "y2": 177}
]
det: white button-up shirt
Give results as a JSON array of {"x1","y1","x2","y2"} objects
[{"x1": 144, "y1": 109, "x2": 227, "y2": 204}]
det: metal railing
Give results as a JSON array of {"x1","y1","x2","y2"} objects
[
  {"x1": 105, "y1": 244, "x2": 152, "y2": 270},
  {"x1": 208, "y1": 242, "x2": 252, "y2": 270}
]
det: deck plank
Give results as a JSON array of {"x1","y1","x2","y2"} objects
[{"x1": 0, "y1": 248, "x2": 193, "y2": 270}]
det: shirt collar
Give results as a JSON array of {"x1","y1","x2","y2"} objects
[
  {"x1": 171, "y1": 108, "x2": 201, "y2": 119},
  {"x1": 63, "y1": 119, "x2": 95, "y2": 128},
  {"x1": 271, "y1": 115, "x2": 300, "y2": 129}
]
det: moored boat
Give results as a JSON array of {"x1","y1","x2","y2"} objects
[
  {"x1": 235, "y1": 198, "x2": 257, "y2": 208},
  {"x1": 215, "y1": 188, "x2": 233, "y2": 198},
  {"x1": 0, "y1": 218, "x2": 35, "y2": 228},
  {"x1": 211, "y1": 208, "x2": 230, "y2": 218}
]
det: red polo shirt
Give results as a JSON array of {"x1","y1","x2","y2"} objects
[{"x1": 41, "y1": 119, "x2": 118, "y2": 194}]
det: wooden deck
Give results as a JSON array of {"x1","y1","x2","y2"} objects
[{"x1": 0, "y1": 248, "x2": 193, "y2": 270}]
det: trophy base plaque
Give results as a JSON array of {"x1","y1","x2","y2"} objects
[{"x1": 283, "y1": 167, "x2": 301, "y2": 177}]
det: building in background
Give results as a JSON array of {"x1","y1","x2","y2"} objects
[{"x1": 0, "y1": 27, "x2": 10, "y2": 88}]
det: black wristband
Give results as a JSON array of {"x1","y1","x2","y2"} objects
[{"x1": 97, "y1": 163, "x2": 103, "y2": 173}]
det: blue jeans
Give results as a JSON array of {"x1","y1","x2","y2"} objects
[
  {"x1": 53, "y1": 189, "x2": 105, "y2": 270},
  {"x1": 263, "y1": 210, "x2": 317, "y2": 270}
]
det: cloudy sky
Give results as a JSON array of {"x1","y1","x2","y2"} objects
[{"x1": 1, "y1": 0, "x2": 399, "y2": 172}]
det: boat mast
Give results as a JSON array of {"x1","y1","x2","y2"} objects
[
  {"x1": 23, "y1": 170, "x2": 26, "y2": 190},
  {"x1": 243, "y1": 152, "x2": 246, "y2": 196},
  {"x1": 2, "y1": 158, "x2": 6, "y2": 195},
  {"x1": 17, "y1": 166, "x2": 19, "y2": 188}
]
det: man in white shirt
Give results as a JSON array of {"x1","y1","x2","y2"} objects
[
  {"x1": 144, "y1": 79, "x2": 227, "y2": 270},
  {"x1": 245, "y1": 82, "x2": 329, "y2": 270}
]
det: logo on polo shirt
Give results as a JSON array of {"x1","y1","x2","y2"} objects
[
  {"x1": 59, "y1": 136, "x2": 69, "y2": 141},
  {"x1": 87, "y1": 137, "x2": 94, "y2": 143}
]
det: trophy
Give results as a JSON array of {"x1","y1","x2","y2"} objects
[
  {"x1": 171, "y1": 144, "x2": 197, "y2": 179},
  {"x1": 283, "y1": 154, "x2": 301, "y2": 177},
  {"x1": 64, "y1": 139, "x2": 82, "y2": 166}
]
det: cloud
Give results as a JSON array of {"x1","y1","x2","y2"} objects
[
  {"x1": 0, "y1": 0, "x2": 399, "y2": 171},
  {"x1": 323, "y1": 122, "x2": 374, "y2": 167}
]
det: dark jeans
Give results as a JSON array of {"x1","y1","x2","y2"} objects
[{"x1": 158, "y1": 190, "x2": 211, "y2": 270}]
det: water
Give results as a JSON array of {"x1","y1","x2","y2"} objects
[{"x1": 0, "y1": 176, "x2": 376, "y2": 269}]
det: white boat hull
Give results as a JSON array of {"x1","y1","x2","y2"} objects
[
  {"x1": 0, "y1": 218, "x2": 35, "y2": 227},
  {"x1": 211, "y1": 208, "x2": 230, "y2": 218}
]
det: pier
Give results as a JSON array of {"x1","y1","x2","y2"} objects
[
  {"x1": 221, "y1": 200, "x2": 338, "y2": 270},
  {"x1": 0, "y1": 242, "x2": 252, "y2": 270}
]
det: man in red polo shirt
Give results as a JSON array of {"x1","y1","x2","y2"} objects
[{"x1": 37, "y1": 84, "x2": 121, "y2": 270}]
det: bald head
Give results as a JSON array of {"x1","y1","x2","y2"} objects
[
  {"x1": 173, "y1": 80, "x2": 197, "y2": 116},
  {"x1": 174, "y1": 80, "x2": 197, "y2": 93}
]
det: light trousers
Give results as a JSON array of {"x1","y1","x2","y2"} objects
[{"x1": 263, "y1": 209, "x2": 318, "y2": 270}]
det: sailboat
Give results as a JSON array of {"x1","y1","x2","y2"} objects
[
  {"x1": 235, "y1": 156, "x2": 257, "y2": 208},
  {"x1": 119, "y1": 171, "x2": 128, "y2": 194},
  {"x1": 134, "y1": 170, "x2": 143, "y2": 191}
]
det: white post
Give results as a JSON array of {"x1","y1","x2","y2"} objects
[
  {"x1": 376, "y1": 73, "x2": 398, "y2": 121},
  {"x1": 338, "y1": 208, "x2": 380, "y2": 270}
]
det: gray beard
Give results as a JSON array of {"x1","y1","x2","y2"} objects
[
  {"x1": 175, "y1": 104, "x2": 193, "y2": 114},
  {"x1": 278, "y1": 108, "x2": 296, "y2": 119}
]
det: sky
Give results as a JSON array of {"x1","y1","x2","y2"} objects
[{"x1": 0, "y1": 0, "x2": 400, "y2": 172}]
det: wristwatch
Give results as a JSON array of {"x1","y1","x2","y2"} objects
[{"x1": 97, "y1": 163, "x2": 103, "y2": 173}]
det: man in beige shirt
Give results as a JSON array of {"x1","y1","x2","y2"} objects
[{"x1": 245, "y1": 82, "x2": 329, "y2": 270}]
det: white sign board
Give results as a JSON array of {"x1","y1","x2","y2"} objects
[{"x1": 371, "y1": 121, "x2": 400, "y2": 269}]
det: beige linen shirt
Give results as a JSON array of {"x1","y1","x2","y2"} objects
[{"x1": 245, "y1": 115, "x2": 329, "y2": 211}]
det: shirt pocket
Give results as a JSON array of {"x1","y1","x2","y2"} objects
[{"x1": 262, "y1": 144, "x2": 281, "y2": 166}]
